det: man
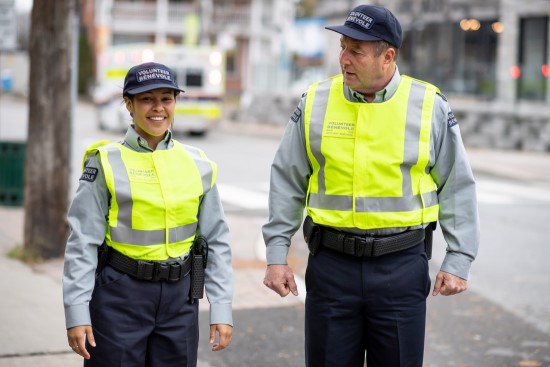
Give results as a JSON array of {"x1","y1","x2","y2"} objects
[{"x1": 262, "y1": 4, "x2": 479, "y2": 367}]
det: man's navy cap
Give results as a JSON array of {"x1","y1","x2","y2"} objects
[
  {"x1": 123, "y1": 62, "x2": 185, "y2": 96},
  {"x1": 325, "y1": 5, "x2": 402, "y2": 48}
]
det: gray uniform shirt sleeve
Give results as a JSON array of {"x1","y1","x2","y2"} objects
[
  {"x1": 430, "y1": 96, "x2": 480, "y2": 280},
  {"x1": 199, "y1": 184, "x2": 234, "y2": 326},
  {"x1": 263, "y1": 97, "x2": 311, "y2": 264},
  {"x1": 63, "y1": 154, "x2": 109, "y2": 329}
]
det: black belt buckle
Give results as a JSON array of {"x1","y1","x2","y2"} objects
[
  {"x1": 136, "y1": 260, "x2": 154, "y2": 280},
  {"x1": 342, "y1": 235, "x2": 374, "y2": 257},
  {"x1": 356, "y1": 236, "x2": 374, "y2": 257},
  {"x1": 135, "y1": 259, "x2": 186, "y2": 282},
  {"x1": 152, "y1": 262, "x2": 170, "y2": 281}
]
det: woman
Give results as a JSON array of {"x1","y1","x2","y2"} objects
[{"x1": 62, "y1": 62, "x2": 233, "y2": 366}]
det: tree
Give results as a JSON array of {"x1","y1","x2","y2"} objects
[{"x1": 24, "y1": 0, "x2": 75, "y2": 259}]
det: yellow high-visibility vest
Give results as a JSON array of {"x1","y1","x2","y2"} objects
[
  {"x1": 85, "y1": 140, "x2": 216, "y2": 260},
  {"x1": 304, "y1": 74, "x2": 439, "y2": 230}
]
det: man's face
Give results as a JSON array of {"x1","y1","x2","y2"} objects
[{"x1": 339, "y1": 36, "x2": 392, "y2": 95}]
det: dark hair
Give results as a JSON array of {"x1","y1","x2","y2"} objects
[
  {"x1": 373, "y1": 40, "x2": 399, "y2": 60},
  {"x1": 123, "y1": 89, "x2": 179, "y2": 100}
]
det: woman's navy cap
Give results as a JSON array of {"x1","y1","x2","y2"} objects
[
  {"x1": 325, "y1": 5, "x2": 402, "y2": 48},
  {"x1": 123, "y1": 62, "x2": 185, "y2": 96}
]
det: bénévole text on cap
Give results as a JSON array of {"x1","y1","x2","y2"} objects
[{"x1": 123, "y1": 62, "x2": 185, "y2": 96}]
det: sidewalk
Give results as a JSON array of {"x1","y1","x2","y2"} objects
[
  {"x1": 1, "y1": 143, "x2": 549, "y2": 366},
  {"x1": 466, "y1": 147, "x2": 550, "y2": 184},
  {"x1": 0, "y1": 210, "x2": 301, "y2": 367}
]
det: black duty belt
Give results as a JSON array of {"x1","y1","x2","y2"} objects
[
  {"x1": 107, "y1": 248, "x2": 191, "y2": 282},
  {"x1": 318, "y1": 225, "x2": 425, "y2": 257}
]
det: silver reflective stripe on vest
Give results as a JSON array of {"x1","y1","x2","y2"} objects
[
  {"x1": 105, "y1": 145, "x2": 197, "y2": 246},
  {"x1": 109, "y1": 225, "x2": 197, "y2": 246},
  {"x1": 309, "y1": 83, "x2": 331, "y2": 199},
  {"x1": 183, "y1": 144, "x2": 213, "y2": 193},
  {"x1": 105, "y1": 145, "x2": 132, "y2": 225},
  {"x1": 307, "y1": 78, "x2": 438, "y2": 213},
  {"x1": 400, "y1": 79, "x2": 425, "y2": 197},
  {"x1": 355, "y1": 192, "x2": 438, "y2": 212}
]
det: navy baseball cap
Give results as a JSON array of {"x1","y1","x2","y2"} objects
[
  {"x1": 123, "y1": 62, "x2": 185, "y2": 96},
  {"x1": 325, "y1": 5, "x2": 402, "y2": 48}
]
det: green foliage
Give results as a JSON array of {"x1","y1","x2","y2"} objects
[
  {"x1": 7, "y1": 244, "x2": 42, "y2": 264},
  {"x1": 78, "y1": 31, "x2": 94, "y2": 95}
]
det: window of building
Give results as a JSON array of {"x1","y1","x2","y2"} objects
[
  {"x1": 456, "y1": 19, "x2": 498, "y2": 99},
  {"x1": 517, "y1": 17, "x2": 548, "y2": 101},
  {"x1": 400, "y1": 20, "x2": 498, "y2": 100}
]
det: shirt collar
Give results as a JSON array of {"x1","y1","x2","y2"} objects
[
  {"x1": 122, "y1": 125, "x2": 173, "y2": 152},
  {"x1": 345, "y1": 66, "x2": 402, "y2": 103}
]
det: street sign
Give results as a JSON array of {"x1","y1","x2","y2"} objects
[{"x1": 0, "y1": 0, "x2": 17, "y2": 51}]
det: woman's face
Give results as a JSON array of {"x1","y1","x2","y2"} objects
[{"x1": 124, "y1": 88, "x2": 176, "y2": 148}]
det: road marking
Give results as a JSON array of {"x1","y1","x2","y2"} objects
[
  {"x1": 218, "y1": 178, "x2": 550, "y2": 210},
  {"x1": 476, "y1": 179, "x2": 550, "y2": 204},
  {"x1": 217, "y1": 183, "x2": 269, "y2": 210}
]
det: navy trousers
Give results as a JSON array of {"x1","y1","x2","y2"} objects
[
  {"x1": 304, "y1": 241, "x2": 430, "y2": 367},
  {"x1": 85, "y1": 265, "x2": 198, "y2": 367}
]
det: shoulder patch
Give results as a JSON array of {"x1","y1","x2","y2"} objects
[
  {"x1": 290, "y1": 106, "x2": 302, "y2": 123},
  {"x1": 447, "y1": 111, "x2": 458, "y2": 128},
  {"x1": 80, "y1": 167, "x2": 98, "y2": 182},
  {"x1": 85, "y1": 139, "x2": 110, "y2": 151}
]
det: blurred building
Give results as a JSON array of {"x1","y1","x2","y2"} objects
[
  {"x1": 84, "y1": 0, "x2": 296, "y2": 99},
  {"x1": 318, "y1": 0, "x2": 550, "y2": 150},
  {"x1": 3, "y1": 0, "x2": 550, "y2": 150}
]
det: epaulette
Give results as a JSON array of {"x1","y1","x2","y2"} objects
[
  {"x1": 436, "y1": 91, "x2": 448, "y2": 102},
  {"x1": 85, "y1": 139, "x2": 111, "y2": 152},
  {"x1": 82, "y1": 139, "x2": 111, "y2": 169}
]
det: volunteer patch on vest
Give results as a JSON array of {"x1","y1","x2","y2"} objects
[
  {"x1": 447, "y1": 111, "x2": 458, "y2": 127},
  {"x1": 80, "y1": 167, "x2": 98, "y2": 182},
  {"x1": 324, "y1": 120, "x2": 356, "y2": 138},
  {"x1": 128, "y1": 167, "x2": 158, "y2": 183}
]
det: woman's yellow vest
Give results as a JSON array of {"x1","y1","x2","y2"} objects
[
  {"x1": 304, "y1": 74, "x2": 439, "y2": 230},
  {"x1": 84, "y1": 140, "x2": 216, "y2": 260}
]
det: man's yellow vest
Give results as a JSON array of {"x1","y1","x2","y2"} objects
[
  {"x1": 303, "y1": 74, "x2": 439, "y2": 230},
  {"x1": 84, "y1": 140, "x2": 216, "y2": 260}
]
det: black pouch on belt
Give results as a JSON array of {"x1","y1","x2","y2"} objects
[
  {"x1": 96, "y1": 242, "x2": 110, "y2": 276},
  {"x1": 303, "y1": 216, "x2": 321, "y2": 256},
  {"x1": 424, "y1": 222, "x2": 437, "y2": 260},
  {"x1": 190, "y1": 235, "x2": 208, "y2": 303}
]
